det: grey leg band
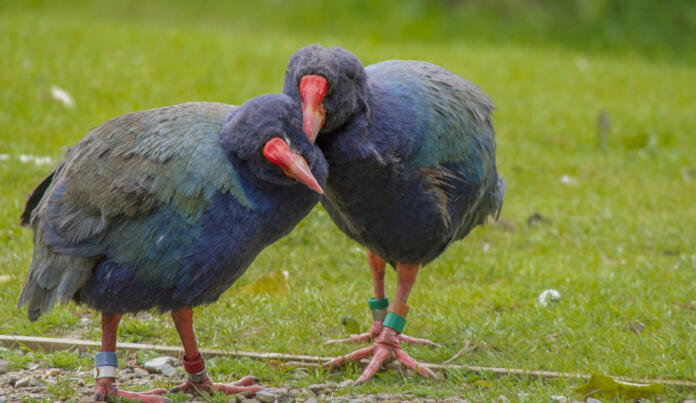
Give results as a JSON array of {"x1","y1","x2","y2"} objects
[
  {"x1": 189, "y1": 369, "x2": 208, "y2": 383},
  {"x1": 372, "y1": 308, "x2": 387, "y2": 321}
]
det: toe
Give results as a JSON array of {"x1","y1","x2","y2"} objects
[
  {"x1": 398, "y1": 334, "x2": 442, "y2": 348},
  {"x1": 232, "y1": 375, "x2": 258, "y2": 386},
  {"x1": 324, "y1": 345, "x2": 376, "y2": 370},
  {"x1": 355, "y1": 343, "x2": 392, "y2": 384},
  {"x1": 394, "y1": 349, "x2": 438, "y2": 378},
  {"x1": 326, "y1": 332, "x2": 374, "y2": 345}
]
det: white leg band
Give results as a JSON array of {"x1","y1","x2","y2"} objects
[{"x1": 94, "y1": 365, "x2": 118, "y2": 379}]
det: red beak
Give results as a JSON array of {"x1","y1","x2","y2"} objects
[
  {"x1": 299, "y1": 75, "x2": 327, "y2": 143},
  {"x1": 262, "y1": 137, "x2": 323, "y2": 194}
]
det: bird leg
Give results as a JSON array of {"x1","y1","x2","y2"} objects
[
  {"x1": 94, "y1": 313, "x2": 170, "y2": 402},
  {"x1": 168, "y1": 307, "x2": 261, "y2": 396},
  {"x1": 326, "y1": 251, "x2": 440, "y2": 347},
  {"x1": 324, "y1": 263, "x2": 439, "y2": 384}
]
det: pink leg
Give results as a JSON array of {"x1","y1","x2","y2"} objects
[
  {"x1": 325, "y1": 263, "x2": 439, "y2": 384},
  {"x1": 327, "y1": 251, "x2": 440, "y2": 348},
  {"x1": 168, "y1": 308, "x2": 261, "y2": 396},
  {"x1": 94, "y1": 313, "x2": 170, "y2": 402},
  {"x1": 327, "y1": 250, "x2": 386, "y2": 344}
]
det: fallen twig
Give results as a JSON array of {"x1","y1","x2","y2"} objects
[
  {"x1": 1, "y1": 334, "x2": 694, "y2": 391},
  {"x1": 442, "y1": 340, "x2": 473, "y2": 364}
]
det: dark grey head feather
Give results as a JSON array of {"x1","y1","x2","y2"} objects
[{"x1": 283, "y1": 44, "x2": 370, "y2": 133}]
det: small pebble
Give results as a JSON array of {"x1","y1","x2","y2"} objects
[
  {"x1": 307, "y1": 383, "x2": 328, "y2": 393},
  {"x1": 0, "y1": 360, "x2": 8, "y2": 374},
  {"x1": 255, "y1": 390, "x2": 277, "y2": 403},
  {"x1": 537, "y1": 289, "x2": 562, "y2": 306},
  {"x1": 14, "y1": 376, "x2": 33, "y2": 388},
  {"x1": 551, "y1": 395, "x2": 568, "y2": 403},
  {"x1": 143, "y1": 356, "x2": 177, "y2": 376},
  {"x1": 338, "y1": 379, "x2": 353, "y2": 388},
  {"x1": 586, "y1": 399, "x2": 603, "y2": 403},
  {"x1": 45, "y1": 368, "x2": 62, "y2": 377},
  {"x1": 291, "y1": 368, "x2": 309, "y2": 379},
  {"x1": 560, "y1": 174, "x2": 578, "y2": 185}
]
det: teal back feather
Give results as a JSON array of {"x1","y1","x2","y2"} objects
[
  {"x1": 366, "y1": 61, "x2": 496, "y2": 183},
  {"x1": 61, "y1": 102, "x2": 251, "y2": 227}
]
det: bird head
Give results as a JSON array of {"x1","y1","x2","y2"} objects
[
  {"x1": 283, "y1": 44, "x2": 369, "y2": 142},
  {"x1": 222, "y1": 94, "x2": 326, "y2": 194}
]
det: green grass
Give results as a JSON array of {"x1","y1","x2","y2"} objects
[{"x1": 1, "y1": 1, "x2": 695, "y2": 401}]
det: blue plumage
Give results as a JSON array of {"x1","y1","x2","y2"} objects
[
  {"x1": 285, "y1": 47, "x2": 505, "y2": 266},
  {"x1": 19, "y1": 95, "x2": 327, "y2": 319},
  {"x1": 282, "y1": 44, "x2": 506, "y2": 384}
]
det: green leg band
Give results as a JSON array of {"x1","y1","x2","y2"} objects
[
  {"x1": 369, "y1": 298, "x2": 389, "y2": 321},
  {"x1": 368, "y1": 297, "x2": 389, "y2": 310},
  {"x1": 383, "y1": 312, "x2": 407, "y2": 334}
]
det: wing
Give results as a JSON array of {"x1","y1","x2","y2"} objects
[
  {"x1": 19, "y1": 102, "x2": 249, "y2": 318},
  {"x1": 367, "y1": 61, "x2": 496, "y2": 173},
  {"x1": 367, "y1": 61, "x2": 504, "y2": 228},
  {"x1": 35, "y1": 102, "x2": 250, "y2": 251}
]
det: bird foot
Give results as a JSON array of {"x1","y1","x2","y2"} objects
[
  {"x1": 95, "y1": 378, "x2": 171, "y2": 402},
  {"x1": 169, "y1": 374, "x2": 261, "y2": 396},
  {"x1": 324, "y1": 327, "x2": 439, "y2": 384},
  {"x1": 326, "y1": 321, "x2": 441, "y2": 348}
]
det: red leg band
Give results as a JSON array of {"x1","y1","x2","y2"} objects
[{"x1": 183, "y1": 353, "x2": 205, "y2": 374}]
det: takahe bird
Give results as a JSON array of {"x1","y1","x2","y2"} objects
[
  {"x1": 18, "y1": 94, "x2": 327, "y2": 402},
  {"x1": 283, "y1": 45, "x2": 506, "y2": 383}
]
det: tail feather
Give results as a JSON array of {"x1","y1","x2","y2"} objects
[
  {"x1": 21, "y1": 170, "x2": 57, "y2": 226},
  {"x1": 18, "y1": 229, "x2": 95, "y2": 321},
  {"x1": 17, "y1": 281, "x2": 45, "y2": 322},
  {"x1": 493, "y1": 175, "x2": 507, "y2": 220},
  {"x1": 19, "y1": 164, "x2": 96, "y2": 321}
]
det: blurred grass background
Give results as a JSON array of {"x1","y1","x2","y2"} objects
[
  {"x1": 1, "y1": 0, "x2": 695, "y2": 401},
  {"x1": 5, "y1": 0, "x2": 696, "y2": 60}
]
